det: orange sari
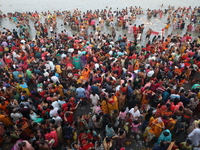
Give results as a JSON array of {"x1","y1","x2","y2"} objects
[
  {"x1": 149, "y1": 118, "x2": 164, "y2": 137},
  {"x1": 78, "y1": 67, "x2": 90, "y2": 84},
  {"x1": 0, "y1": 114, "x2": 14, "y2": 127},
  {"x1": 107, "y1": 95, "x2": 119, "y2": 114}
]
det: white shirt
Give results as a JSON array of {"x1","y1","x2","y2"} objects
[
  {"x1": 50, "y1": 26, "x2": 53, "y2": 32},
  {"x1": 51, "y1": 76, "x2": 60, "y2": 83},
  {"x1": 48, "y1": 61, "x2": 55, "y2": 71},
  {"x1": 58, "y1": 100, "x2": 66, "y2": 106},
  {"x1": 49, "y1": 108, "x2": 59, "y2": 118},
  {"x1": 45, "y1": 64, "x2": 51, "y2": 70},
  {"x1": 61, "y1": 53, "x2": 67, "y2": 59},
  {"x1": 10, "y1": 112, "x2": 23, "y2": 122},
  {"x1": 94, "y1": 63, "x2": 100, "y2": 69},
  {"x1": 43, "y1": 71, "x2": 49, "y2": 77},
  {"x1": 129, "y1": 108, "x2": 140, "y2": 120},
  {"x1": 52, "y1": 116, "x2": 63, "y2": 123},
  {"x1": 90, "y1": 94, "x2": 100, "y2": 106},
  {"x1": 109, "y1": 50, "x2": 113, "y2": 56},
  {"x1": 147, "y1": 70, "x2": 154, "y2": 77},
  {"x1": 52, "y1": 101, "x2": 60, "y2": 109}
]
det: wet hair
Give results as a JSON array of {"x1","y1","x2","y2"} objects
[
  {"x1": 46, "y1": 127, "x2": 51, "y2": 133},
  {"x1": 96, "y1": 114, "x2": 101, "y2": 122},
  {"x1": 121, "y1": 107, "x2": 126, "y2": 112},
  {"x1": 119, "y1": 128, "x2": 124, "y2": 135},
  {"x1": 96, "y1": 141, "x2": 102, "y2": 146},
  {"x1": 186, "y1": 139, "x2": 192, "y2": 144},
  {"x1": 108, "y1": 123, "x2": 112, "y2": 128},
  {"x1": 179, "y1": 106, "x2": 183, "y2": 111},
  {"x1": 133, "y1": 120, "x2": 139, "y2": 125},
  {"x1": 106, "y1": 137, "x2": 111, "y2": 143},
  {"x1": 163, "y1": 131, "x2": 169, "y2": 136},
  {"x1": 171, "y1": 115, "x2": 177, "y2": 120}
]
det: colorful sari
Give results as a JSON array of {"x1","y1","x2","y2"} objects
[
  {"x1": 101, "y1": 100, "x2": 108, "y2": 114},
  {"x1": 12, "y1": 139, "x2": 23, "y2": 150},
  {"x1": 107, "y1": 95, "x2": 118, "y2": 114},
  {"x1": 117, "y1": 91, "x2": 126, "y2": 111},
  {"x1": 0, "y1": 114, "x2": 14, "y2": 127},
  {"x1": 45, "y1": 131, "x2": 59, "y2": 148},
  {"x1": 73, "y1": 56, "x2": 81, "y2": 69}
]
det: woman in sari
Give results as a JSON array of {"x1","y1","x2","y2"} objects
[
  {"x1": 156, "y1": 129, "x2": 172, "y2": 145},
  {"x1": 73, "y1": 55, "x2": 81, "y2": 69},
  {"x1": 12, "y1": 139, "x2": 24, "y2": 150},
  {"x1": 15, "y1": 119, "x2": 33, "y2": 139},
  {"x1": 77, "y1": 115, "x2": 88, "y2": 133},
  {"x1": 55, "y1": 83, "x2": 64, "y2": 97},
  {"x1": 146, "y1": 117, "x2": 165, "y2": 145},
  {"x1": 133, "y1": 60, "x2": 140, "y2": 73},
  {"x1": 19, "y1": 81, "x2": 30, "y2": 96},
  {"x1": 116, "y1": 83, "x2": 127, "y2": 110},
  {"x1": 166, "y1": 115, "x2": 177, "y2": 133},
  {"x1": 61, "y1": 64, "x2": 67, "y2": 78},
  {"x1": 117, "y1": 91, "x2": 126, "y2": 111},
  {"x1": 155, "y1": 101, "x2": 167, "y2": 118},
  {"x1": 29, "y1": 110, "x2": 44, "y2": 123},
  {"x1": 45, "y1": 127, "x2": 59, "y2": 148},
  {"x1": 107, "y1": 94, "x2": 119, "y2": 114},
  {"x1": 167, "y1": 140, "x2": 180, "y2": 150},
  {"x1": 103, "y1": 137, "x2": 113, "y2": 150},
  {"x1": 78, "y1": 67, "x2": 90, "y2": 84},
  {"x1": 0, "y1": 113, "x2": 14, "y2": 127},
  {"x1": 84, "y1": 82, "x2": 91, "y2": 100},
  {"x1": 78, "y1": 132, "x2": 93, "y2": 144},
  {"x1": 55, "y1": 122, "x2": 64, "y2": 144},
  {"x1": 141, "y1": 87, "x2": 155, "y2": 105},
  {"x1": 101, "y1": 98, "x2": 109, "y2": 114}
]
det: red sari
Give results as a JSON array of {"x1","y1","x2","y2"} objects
[{"x1": 45, "y1": 131, "x2": 59, "y2": 148}]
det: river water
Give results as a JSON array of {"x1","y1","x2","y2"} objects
[
  {"x1": 0, "y1": 0, "x2": 199, "y2": 44},
  {"x1": 0, "y1": 0, "x2": 199, "y2": 13}
]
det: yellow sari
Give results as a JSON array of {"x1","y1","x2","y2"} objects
[{"x1": 107, "y1": 95, "x2": 118, "y2": 114}]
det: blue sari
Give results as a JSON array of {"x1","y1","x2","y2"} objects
[{"x1": 156, "y1": 129, "x2": 172, "y2": 145}]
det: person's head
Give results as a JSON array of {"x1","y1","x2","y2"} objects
[
  {"x1": 163, "y1": 131, "x2": 170, "y2": 137},
  {"x1": 108, "y1": 123, "x2": 112, "y2": 128},
  {"x1": 19, "y1": 141, "x2": 26, "y2": 147},
  {"x1": 175, "y1": 140, "x2": 181, "y2": 147},
  {"x1": 114, "y1": 109, "x2": 118, "y2": 114},
  {"x1": 46, "y1": 127, "x2": 51, "y2": 133},
  {"x1": 106, "y1": 137, "x2": 111, "y2": 143},
  {"x1": 39, "y1": 139, "x2": 46, "y2": 145},
  {"x1": 186, "y1": 139, "x2": 192, "y2": 146},
  {"x1": 119, "y1": 128, "x2": 124, "y2": 136},
  {"x1": 72, "y1": 142, "x2": 79, "y2": 149},
  {"x1": 1, "y1": 101, "x2": 5, "y2": 105},
  {"x1": 96, "y1": 141, "x2": 102, "y2": 147},
  {"x1": 133, "y1": 120, "x2": 139, "y2": 125},
  {"x1": 134, "y1": 105, "x2": 138, "y2": 110},
  {"x1": 171, "y1": 115, "x2": 177, "y2": 120},
  {"x1": 179, "y1": 106, "x2": 183, "y2": 111},
  {"x1": 49, "y1": 105, "x2": 54, "y2": 110}
]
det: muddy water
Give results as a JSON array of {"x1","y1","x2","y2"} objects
[{"x1": 0, "y1": 0, "x2": 199, "y2": 45}]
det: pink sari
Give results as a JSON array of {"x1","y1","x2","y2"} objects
[
  {"x1": 12, "y1": 139, "x2": 23, "y2": 150},
  {"x1": 85, "y1": 85, "x2": 91, "y2": 99}
]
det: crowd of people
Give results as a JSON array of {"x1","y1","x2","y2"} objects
[{"x1": 0, "y1": 4, "x2": 199, "y2": 150}]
